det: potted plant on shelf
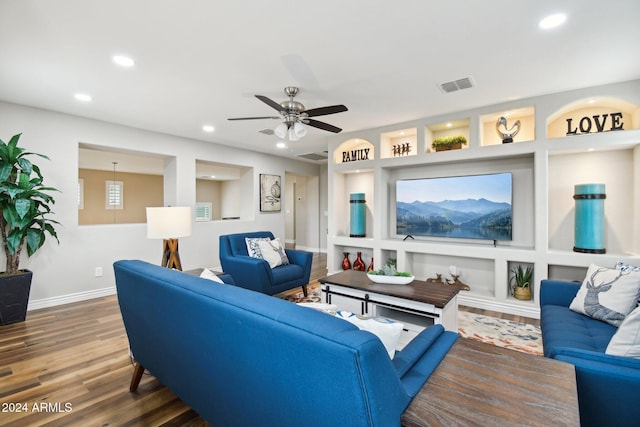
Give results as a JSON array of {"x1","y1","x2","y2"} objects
[
  {"x1": 510, "y1": 264, "x2": 533, "y2": 301},
  {"x1": 432, "y1": 135, "x2": 467, "y2": 152},
  {"x1": 0, "y1": 133, "x2": 59, "y2": 325}
]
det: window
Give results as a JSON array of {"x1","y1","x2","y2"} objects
[
  {"x1": 106, "y1": 180, "x2": 124, "y2": 210},
  {"x1": 195, "y1": 202, "x2": 212, "y2": 222}
]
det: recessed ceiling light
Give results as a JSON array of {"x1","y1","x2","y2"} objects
[
  {"x1": 202, "y1": 125, "x2": 215, "y2": 133},
  {"x1": 113, "y1": 55, "x2": 135, "y2": 67},
  {"x1": 446, "y1": 123, "x2": 452, "y2": 128},
  {"x1": 587, "y1": 99, "x2": 597, "y2": 104},
  {"x1": 539, "y1": 13, "x2": 567, "y2": 30},
  {"x1": 276, "y1": 142, "x2": 287, "y2": 149},
  {"x1": 74, "y1": 93, "x2": 92, "y2": 102}
]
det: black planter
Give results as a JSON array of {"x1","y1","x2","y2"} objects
[{"x1": 0, "y1": 269, "x2": 33, "y2": 325}]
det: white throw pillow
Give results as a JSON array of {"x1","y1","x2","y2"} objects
[
  {"x1": 606, "y1": 305, "x2": 640, "y2": 358},
  {"x1": 297, "y1": 302, "x2": 338, "y2": 314},
  {"x1": 335, "y1": 311, "x2": 404, "y2": 359},
  {"x1": 199, "y1": 268, "x2": 224, "y2": 283},
  {"x1": 245, "y1": 237, "x2": 271, "y2": 259},
  {"x1": 569, "y1": 264, "x2": 640, "y2": 327},
  {"x1": 256, "y1": 238, "x2": 290, "y2": 268}
]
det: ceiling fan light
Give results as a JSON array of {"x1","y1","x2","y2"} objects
[
  {"x1": 288, "y1": 127, "x2": 300, "y2": 141},
  {"x1": 274, "y1": 123, "x2": 288, "y2": 138},
  {"x1": 293, "y1": 122, "x2": 307, "y2": 137}
]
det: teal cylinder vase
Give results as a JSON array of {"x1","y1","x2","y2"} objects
[
  {"x1": 349, "y1": 193, "x2": 366, "y2": 237},
  {"x1": 573, "y1": 183, "x2": 606, "y2": 254}
]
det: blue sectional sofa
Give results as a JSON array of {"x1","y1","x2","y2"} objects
[
  {"x1": 540, "y1": 279, "x2": 640, "y2": 427},
  {"x1": 114, "y1": 260, "x2": 458, "y2": 427}
]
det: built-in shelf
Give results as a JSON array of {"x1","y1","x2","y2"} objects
[
  {"x1": 381, "y1": 128, "x2": 417, "y2": 159},
  {"x1": 327, "y1": 82, "x2": 640, "y2": 319},
  {"x1": 479, "y1": 107, "x2": 535, "y2": 146},
  {"x1": 426, "y1": 119, "x2": 470, "y2": 153}
]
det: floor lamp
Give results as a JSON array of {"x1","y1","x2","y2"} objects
[{"x1": 146, "y1": 206, "x2": 192, "y2": 271}]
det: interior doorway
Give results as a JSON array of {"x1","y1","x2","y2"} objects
[{"x1": 284, "y1": 172, "x2": 320, "y2": 251}]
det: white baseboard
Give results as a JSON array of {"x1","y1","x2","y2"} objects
[
  {"x1": 293, "y1": 245, "x2": 326, "y2": 253},
  {"x1": 28, "y1": 286, "x2": 116, "y2": 311},
  {"x1": 457, "y1": 293, "x2": 541, "y2": 319}
]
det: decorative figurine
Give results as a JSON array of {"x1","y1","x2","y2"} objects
[
  {"x1": 496, "y1": 116, "x2": 521, "y2": 143},
  {"x1": 425, "y1": 273, "x2": 443, "y2": 284},
  {"x1": 447, "y1": 274, "x2": 470, "y2": 291}
]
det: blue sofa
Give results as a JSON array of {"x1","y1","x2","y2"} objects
[
  {"x1": 540, "y1": 279, "x2": 640, "y2": 427},
  {"x1": 219, "y1": 231, "x2": 312, "y2": 296},
  {"x1": 114, "y1": 260, "x2": 458, "y2": 427}
]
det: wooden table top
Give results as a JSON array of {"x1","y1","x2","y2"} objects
[
  {"x1": 318, "y1": 270, "x2": 460, "y2": 308},
  {"x1": 401, "y1": 338, "x2": 580, "y2": 427}
]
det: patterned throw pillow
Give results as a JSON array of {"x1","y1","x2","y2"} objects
[
  {"x1": 256, "y1": 238, "x2": 290, "y2": 268},
  {"x1": 245, "y1": 237, "x2": 271, "y2": 259},
  {"x1": 606, "y1": 304, "x2": 640, "y2": 358},
  {"x1": 569, "y1": 264, "x2": 640, "y2": 327}
]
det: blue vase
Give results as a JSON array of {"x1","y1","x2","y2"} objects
[
  {"x1": 349, "y1": 193, "x2": 366, "y2": 237},
  {"x1": 573, "y1": 183, "x2": 606, "y2": 254}
]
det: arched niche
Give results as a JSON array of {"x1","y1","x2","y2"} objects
[
  {"x1": 333, "y1": 138, "x2": 375, "y2": 164},
  {"x1": 547, "y1": 96, "x2": 640, "y2": 138}
]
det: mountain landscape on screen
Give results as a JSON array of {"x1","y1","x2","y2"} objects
[{"x1": 397, "y1": 198, "x2": 512, "y2": 240}]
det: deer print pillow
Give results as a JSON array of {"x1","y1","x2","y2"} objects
[{"x1": 570, "y1": 264, "x2": 640, "y2": 327}]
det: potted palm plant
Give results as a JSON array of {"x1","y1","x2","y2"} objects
[
  {"x1": 0, "y1": 133, "x2": 59, "y2": 325},
  {"x1": 510, "y1": 264, "x2": 533, "y2": 301}
]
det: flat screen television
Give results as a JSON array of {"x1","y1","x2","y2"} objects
[{"x1": 396, "y1": 172, "x2": 512, "y2": 241}]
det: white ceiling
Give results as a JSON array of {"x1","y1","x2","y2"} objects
[{"x1": 1, "y1": 0, "x2": 639, "y2": 162}]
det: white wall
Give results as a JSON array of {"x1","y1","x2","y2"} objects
[{"x1": 0, "y1": 101, "x2": 321, "y2": 308}]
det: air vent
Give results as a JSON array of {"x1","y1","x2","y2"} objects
[
  {"x1": 298, "y1": 152, "x2": 328, "y2": 161},
  {"x1": 259, "y1": 129, "x2": 274, "y2": 135},
  {"x1": 439, "y1": 77, "x2": 474, "y2": 93}
]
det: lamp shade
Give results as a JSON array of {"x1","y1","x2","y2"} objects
[
  {"x1": 274, "y1": 123, "x2": 288, "y2": 139},
  {"x1": 293, "y1": 122, "x2": 307, "y2": 137},
  {"x1": 287, "y1": 127, "x2": 300, "y2": 141},
  {"x1": 146, "y1": 206, "x2": 192, "y2": 239}
]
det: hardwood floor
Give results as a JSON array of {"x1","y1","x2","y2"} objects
[{"x1": 0, "y1": 252, "x2": 538, "y2": 426}]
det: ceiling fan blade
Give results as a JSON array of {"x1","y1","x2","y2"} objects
[
  {"x1": 305, "y1": 119, "x2": 342, "y2": 133},
  {"x1": 255, "y1": 95, "x2": 285, "y2": 113},
  {"x1": 304, "y1": 104, "x2": 348, "y2": 117},
  {"x1": 227, "y1": 116, "x2": 280, "y2": 121}
]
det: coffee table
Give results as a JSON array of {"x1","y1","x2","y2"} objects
[
  {"x1": 319, "y1": 271, "x2": 459, "y2": 346},
  {"x1": 401, "y1": 338, "x2": 580, "y2": 426}
]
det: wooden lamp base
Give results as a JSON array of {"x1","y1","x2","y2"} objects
[{"x1": 161, "y1": 238, "x2": 182, "y2": 271}]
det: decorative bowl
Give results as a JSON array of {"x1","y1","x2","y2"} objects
[{"x1": 367, "y1": 273, "x2": 415, "y2": 285}]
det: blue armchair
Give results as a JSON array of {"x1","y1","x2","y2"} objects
[
  {"x1": 219, "y1": 231, "x2": 313, "y2": 296},
  {"x1": 540, "y1": 279, "x2": 640, "y2": 427}
]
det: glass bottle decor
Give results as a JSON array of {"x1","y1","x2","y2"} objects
[
  {"x1": 353, "y1": 252, "x2": 366, "y2": 271},
  {"x1": 342, "y1": 252, "x2": 351, "y2": 270}
]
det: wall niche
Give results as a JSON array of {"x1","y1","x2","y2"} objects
[
  {"x1": 195, "y1": 160, "x2": 253, "y2": 221},
  {"x1": 78, "y1": 144, "x2": 166, "y2": 225},
  {"x1": 547, "y1": 97, "x2": 640, "y2": 138}
]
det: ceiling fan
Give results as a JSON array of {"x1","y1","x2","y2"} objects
[{"x1": 228, "y1": 87, "x2": 348, "y2": 141}]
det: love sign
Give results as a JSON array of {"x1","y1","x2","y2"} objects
[{"x1": 566, "y1": 112, "x2": 624, "y2": 136}]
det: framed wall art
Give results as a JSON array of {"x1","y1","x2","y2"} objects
[{"x1": 260, "y1": 174, "x2": 281, "y2": 212}]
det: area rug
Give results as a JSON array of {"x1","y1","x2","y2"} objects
[
  {"x1": 281, "y1": 286, "x2": 323, "y2": 303},
  {"x1": 281, "y1": 287, "x2": 543, "y2": 356},
  {"x1": 457, "y1": 311, "x2": 543, "y2": 356}
]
